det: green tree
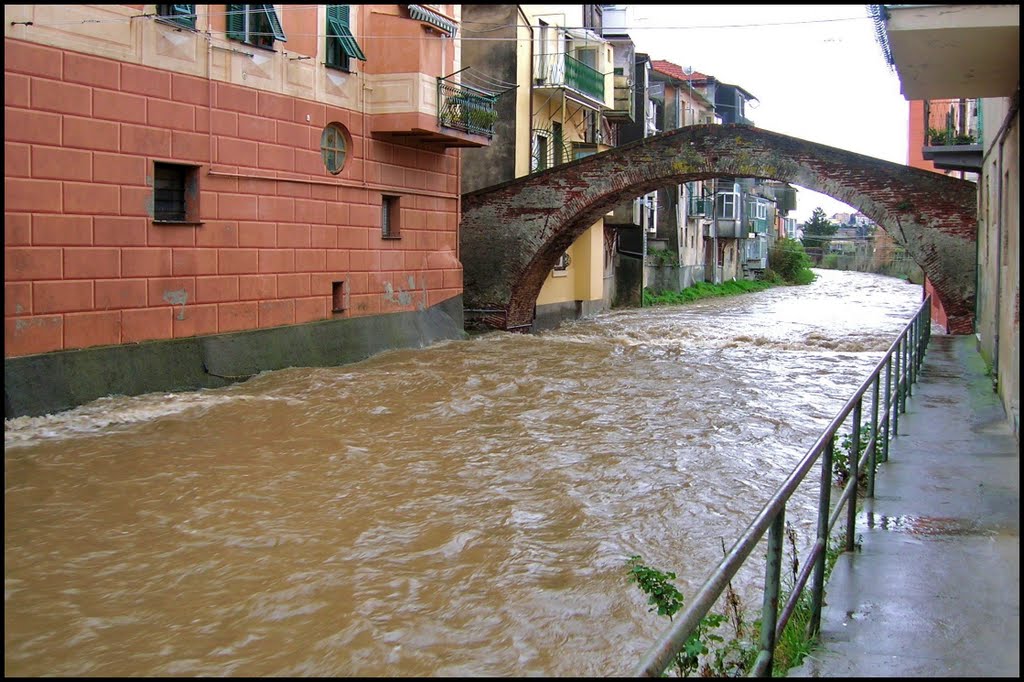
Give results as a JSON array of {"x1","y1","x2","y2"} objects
[
  {"x1": 767, "y1": 237, "x2": 815, "y2": 285},
  {"x1": 800, "y1": 207, "x2": 838, "y2": 253}
]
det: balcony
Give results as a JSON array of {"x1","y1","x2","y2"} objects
[
  {"x1": 873, "y1": 4, "x2": 1018, "y2": 100},
  {"x1": 437, "y1": 77, "x2": 498, "y2": 139},
  {"x1": 533, "y1": 52, "x2": 606, "y2": 111},
  {"x1": 688, "y1": 195, "x2": 713, "y2": 217},
  {"x1": 922, "y1": 98, "x2": 983, "y2": 172},
  {"x1": 606, "y1": 71, "x2": 636, "y2": 122}
]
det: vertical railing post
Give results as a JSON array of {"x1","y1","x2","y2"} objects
[
  {"x1": 900, "y1": 333, "x2": 909, "y2": 414},
  {"x1": 892, "y1": 336, "x2": 901, "y2": 436},
  {"x1": 845, "y1": 399, "x2": 862, "y2": 552},
  {"x1": 917, "y1": 305, "x2": 929, "y2": 371},
  {"x1": 881, "y1": 355, "x2": 892, "y2": 462},
  {"x1": 866, "y1": 375, "x2": 880, "y2": 498},
  {"x1": 759, "y1": 509, "x2": 786, "y2": 677},
  {"x1": 809, "y1": 438, "x2": 834, "y2": 637},
  {"x1": 908, "y1": 317, "x2": 917, "y2": 393}
]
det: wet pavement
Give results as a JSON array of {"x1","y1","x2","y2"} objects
[{"x1": 786, "y1": 334, "x2": 1019, "y2": 677}]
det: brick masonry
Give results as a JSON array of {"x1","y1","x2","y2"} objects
[
  {"x1": 4, "y1": 37, "x2": 463, "y2": 358},
  {"x1": 462, "y1": 124, "x2": 978, "y2": 333}
]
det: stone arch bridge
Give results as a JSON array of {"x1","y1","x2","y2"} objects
[{"x1": 460, "y1": 124, "x2": 977, "y2": 333}]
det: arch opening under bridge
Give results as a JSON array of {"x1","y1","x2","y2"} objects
[{"x1": 460, "y1": 124, "x2": 978, "y2": 333}]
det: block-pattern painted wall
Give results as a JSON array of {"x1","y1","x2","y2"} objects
[{"x1": 5, "y1": 34, "x2": 463, "y2": 358}]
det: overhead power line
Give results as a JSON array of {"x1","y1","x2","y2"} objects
[{"x1": 13, "y1": 6, "x2": 871, "y2": 38}]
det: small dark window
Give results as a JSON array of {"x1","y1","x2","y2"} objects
[
  {"x1": 226, "y1": 4, "x2": 287, "y2": 49},
  {"x1": 153, "y1": 162, "x2": 199, "y2": 223},
  {"x1": 554, "y1": 251, "x2": 571, "y2": 272},
  {"x1": 156, "y1": 4, "x2": 197, "y2": 29},
  {"x1": 332, "y1": 280, "x2": 346, "y2": 312},
  {"x1": 325, "y1": 5, "x2": 366, "y2": 71},
  {"x1": 382, "y1": 195, "x2": 401, "y2": 239},
  {"x1": 534, "y1": 134, "x2": 549, "y2": 172}
]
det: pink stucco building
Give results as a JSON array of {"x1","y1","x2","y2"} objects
[{"x1": 4, "y1": 4, "x2": 491, "y2": 416}]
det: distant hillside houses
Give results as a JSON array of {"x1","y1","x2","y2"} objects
[{"x1": 830, "y1": 211, "x2": 877, "y2": 239}]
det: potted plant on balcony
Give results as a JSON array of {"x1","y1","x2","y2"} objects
[
  {"x1": 927, "y1": 127, "x2": 950, "y2": 146},
  {"x1": 467, "y1": 107, "x2": 498, "y2": 132}
]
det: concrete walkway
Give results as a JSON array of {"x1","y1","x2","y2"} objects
[{"x1": 787, "y1": 334, "x2": 1019, "y2": 678}]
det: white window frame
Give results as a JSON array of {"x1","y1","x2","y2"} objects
[{"x1": 717, "y1": 192, "x2": 739, "y2": 221}]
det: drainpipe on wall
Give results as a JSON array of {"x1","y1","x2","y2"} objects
[
  {"x1": 641, "y1": 201, "x2": 647, "y2": 306},
  {"x1": 712, "y1": 178, "x2": 719, "y2": 284}
]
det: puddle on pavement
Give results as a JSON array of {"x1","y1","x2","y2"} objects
[{"x1": 859, "y1": 514, "x2": 991, "y2": 536}]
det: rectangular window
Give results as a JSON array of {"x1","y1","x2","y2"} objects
[
  {"x1": 552, "y1": 251, "x2": 570, "y2": 276},
  {"x1": 552, "y1": 122, "x2": 564, "y2": 166},
  {"x1": 153, "y1": 162, "x2": 200, "y2": 223},
  {"x1": 756, "y1": 200, "x2": 768, "y2": 221},
  {"x1": 156, "y1": 4, "x2": 196, "y2": 29},
  {"x1": 226, "y1": 4, "x2": 286, "y2": 49},
  {"x1": 382, "y1": 195, "x2": 401, "y2": 238},
  {"x1": 532, "y1": 132, "x2": 549, "y2": 172},
  {"x1": 325, "y1": 5, "x2": 366, "y2": 71},
  {"x1": 716, "y1": 192, "x2": 738, "y2": 220}
]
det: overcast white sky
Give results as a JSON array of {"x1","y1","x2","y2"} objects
[{"x1": 621, "y1": 4, "x2": 910, "y2": 223}]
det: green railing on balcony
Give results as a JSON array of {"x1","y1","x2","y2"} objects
[
  {"x1": 924, "y1": 98, "x2": 982, "y2": 146},
  {"x1": 437, "y1": 77, "x2": 498, "y2": 138},
  {"x1": 534, "y1": 53, "x2": 604, "y2": 103}
]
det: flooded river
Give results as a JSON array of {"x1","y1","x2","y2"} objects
[{"x1": 4, "y1": 269, "x2": 925, "y2": 676}]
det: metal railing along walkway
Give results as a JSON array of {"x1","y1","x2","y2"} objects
[{"x1": 631, "y1": 296, "x2": 933, "y2": 677}]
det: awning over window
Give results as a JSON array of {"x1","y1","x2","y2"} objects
[{"x1": 407, "y1": 4, "x2": 457, "y2": 37}]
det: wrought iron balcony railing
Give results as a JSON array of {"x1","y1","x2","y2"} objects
[
  {"x1": 533, "y1": 52, "x2": 604, "y2": 103},
  {"x1": 924, "y1": 98, "x2": 982, "y2": 147},
  {"x1": 922, "y1": 98, "x2": 982, "y2": 172},
  {"x1": 437, "y1": 77, "x2": 498, "y2": 138}
]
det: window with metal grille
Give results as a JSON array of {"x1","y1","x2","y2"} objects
[
  {"x1": 153, "y1": 162, "x2": 198, "y2": 223},
  {"x1": 382, "y1": 195, "x2": 401, "y2": 239},
  {"x1": 226, "y1": 4, "x2": 286, "y2": 49},
  {"x1": 325, "y1": 5, "x2": 366, "y2": 71},
  {"x1": 156, "y1": 4, "x2": 196, "y2": 29},
  {"x1": 552, "y1": 122, "x2": 564, "y2": 166},
  {"x1": 532, "y1": 132, "x2": 549, "y2": 172}
]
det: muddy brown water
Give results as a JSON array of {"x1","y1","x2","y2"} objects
[{"x1": 4, "y1": 269, "x2": 926, "y2": 676}]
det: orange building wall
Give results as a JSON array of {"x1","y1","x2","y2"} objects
[
  {"x1": 907, "y1": 99, "x2": 949, "y2": 331},
  {"x1": 4, "y1": 37, "x2": 462, "y2": 358}
]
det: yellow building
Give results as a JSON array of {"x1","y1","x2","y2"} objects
[{"x1": 460, "y1": 4, "x2": 619, "y2": 330}]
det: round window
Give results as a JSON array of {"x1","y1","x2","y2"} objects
[{"x1": 320, "y1": 123, "x2": 348, "y2": 174}]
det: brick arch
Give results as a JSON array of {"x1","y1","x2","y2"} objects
[{"x1": 461, "y1": 124, "x2": 978, "y2": 333}]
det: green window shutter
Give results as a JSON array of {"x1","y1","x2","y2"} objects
[
  {"x1": 327, "y1": 4, "x2": 366, "y2": 61},
  {"x1": 157, "y1": 4, "x2": 196, "y2": 29},
  {"x1": 256, "y1": 3, "x2": 287, "y2": 42},
  {"x1": 172, "y1": 4, "x2": 195, "y2": 26},
  {"x1": 329, "y1": 4, "x2": 349, "y2": 25},
  {"x1": 225, "y1": 4, "x2": 245, "y2": 41}
]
